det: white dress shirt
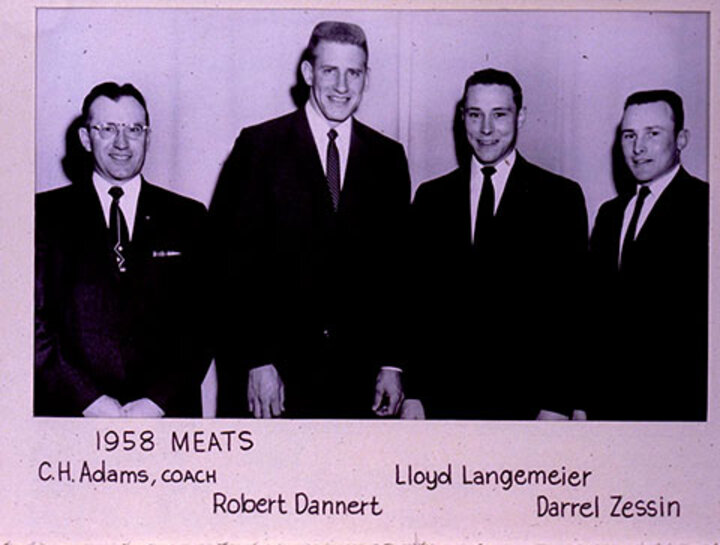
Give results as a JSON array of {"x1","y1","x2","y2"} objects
[
  {"x1": 469, "y1": 150, "x2": 516, "y2": 243},
  {"x1": 618, "y1": 164, "x2": 679, "y2": 263},
  {"x1": 304, "y1": 101, "x2": 352, "y2": 186},
  {"x1": 92, "y1": 172, "x2": 141, "y2": 240}
]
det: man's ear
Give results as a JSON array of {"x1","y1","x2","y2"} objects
[
  {"x1": 300, "y1": 60, "x2": 313, "y2": 86},
  {"x1": 78, "y1": 126, "x2": 92, "y2": 153},
  {"x1": 517, "y1": 106, "x2": 527, "y2": 129},
  {"x1": 676, "y1": 128, "x2": 689, "y2": 152}
]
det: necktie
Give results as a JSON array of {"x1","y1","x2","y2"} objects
[
  {"x1": 326, "y1": 129, "x2": 340, "y2": 210},
  {"x1": 109, "y1": 186, "x2": 129, "y2": 273},
  {"x1": 474, "y1": 165, "x2": 496, "y2": 247},
  {"x1": 620, "y1": 184, "x2": 651, "y2": 269}
]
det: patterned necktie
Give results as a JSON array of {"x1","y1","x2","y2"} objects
[
  {"x1": 109, "y1": 186, "x2": 129, "y2": 273},
  {"x1": 326, "y1": 128, "x2": 340, "y2": 211},
  {"x1": 620, "y1": 184, "x2": 651, "y2": 269},
  {"x1": 474, "y1": 165, "x2": 496, "y2": 247}
]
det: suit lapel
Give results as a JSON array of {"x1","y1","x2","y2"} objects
[
  {"x1": 282, "y1": 110, "x2": 334, "y2": 217},
  {"x1": 495, "y1": 153, "x2": 530, "y2": 220},
  {"x1": 133, "y1": 179, "x2": 151, "y2": 241},
  {"x1": 635, "y1": 167, "x2": 688, "y2": 244},
  {"x1": 75, "y1": 179, "x2": 110, "y2": 239},
  {"x1": 454, "y1": 167, "x2": 473, "y2": 247},
  {"x1": 123, "y1": 179, "x2": 158, "y2": 279},
  {"x1": 71, "y1": 180, "x2": 121, "y2": 275},
  {"x1": 342, "y1": 119, "x2": 366, "y2": 210}
]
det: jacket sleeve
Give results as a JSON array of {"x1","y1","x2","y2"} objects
[
  {"x1": 207, "y1": 129, "x2": 280, "y2": 375},
  {"x1": 34, "y1": 195, "x2": 103, "y2": 415}
]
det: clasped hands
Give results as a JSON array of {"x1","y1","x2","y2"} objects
[{"x1": 83, "y1": 395, "x2": 165, "y2": 418}]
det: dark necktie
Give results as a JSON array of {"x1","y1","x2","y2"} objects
[
  {"x1": 474, "y1": 165, "x2": 496, "y2": 247},
  {"x1": 620, "y1": 184, "x2": 651, "y2": 269},
  {"x1": 326, "y1": 128, "x2": 340, "y2": 211},
  {"x1": 109, "y1": 186, "x2": 129, "y2": 273}
]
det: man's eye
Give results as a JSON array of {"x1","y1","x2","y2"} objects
[{"x1": 622, "y1": 133, "x2": 635, "y2": 140}]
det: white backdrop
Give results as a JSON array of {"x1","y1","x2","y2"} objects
[{"x1": 36, "y1": 9, "x2": 708, "y2": 224}]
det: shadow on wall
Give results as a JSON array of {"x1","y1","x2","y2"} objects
[
  {"x1": 61, "y1": 115, "x2": 93, "y2": 186},
  {"x1": 452, "y1": 98, "x2": 472, "y2": 169},
  {"x1": 611, "y1": 123, "x2": 637, "y2": 197},
  {"x1": 290, "y1": 48, "x2": 310, "y2": 110}
]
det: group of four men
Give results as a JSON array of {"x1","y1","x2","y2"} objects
[{"x1": 35, "y1": 21, "x2": 708, "y2": 421}]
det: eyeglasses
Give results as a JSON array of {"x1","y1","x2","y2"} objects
[{"x1": 89, "y1": 122, "x2": 149, "y2": 140}]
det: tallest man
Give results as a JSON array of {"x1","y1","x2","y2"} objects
[{"x1": 209, "y1": 22, "x2": 411, "y2": 418}]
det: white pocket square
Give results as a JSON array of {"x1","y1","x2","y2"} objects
[{"x1": 152, "y1": 250, "x2": 182, "y2": 258}]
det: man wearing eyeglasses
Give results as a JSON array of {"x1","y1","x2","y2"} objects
[
  {"x1": 208, "y1": 21, "x2": 411, "y2": 418},
  {"x1": 35, "y1": 81, "x2": 210, "y2": 417}
]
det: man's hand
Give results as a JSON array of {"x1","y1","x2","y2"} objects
[
  {"x1": 247, "y1": 364, "x2": 285, "y2": 418},
  {"x1": 372, "y1": 368, "x2": 404, "y2": 416},
  {"x1": 399, "y1": 398, "x2": 425, "y2": 420},
  {"x1": 123, "y1": 398, "x2": 165, "y2": 418},
  {"x1": 82, "y1": 395, "x2": 124, "y2": 417}
]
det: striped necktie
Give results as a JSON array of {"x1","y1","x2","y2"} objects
[{"x1": 326, "y1": 128, "x2": 340, "y2": 210}]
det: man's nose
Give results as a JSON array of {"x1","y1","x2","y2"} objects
[
  {"x1": 113, "y1": 128, "x2": 129, "y2": 148},
  {"x1": 633, "y1": 136, "x2": 646, "y2": 155},
  {"x1": 481, "y1": 115, "x2": 493, "y2": 134},
  {"x1": 335, "y1": 72, "x2": 348, "y2": 92}
]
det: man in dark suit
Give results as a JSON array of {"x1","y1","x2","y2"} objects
[
  {"x1": 589, "y1": 90, "x2": 708, "y2": 421},
  {"x1": 209, "y1": 22, "x2": 411, "y2": 418},
  {"x1": 35, "y1": 82, "x2": 210, "y2": 417},
  {"x1": 410, "y1": 69, "x2": 588, "y2": 420}
]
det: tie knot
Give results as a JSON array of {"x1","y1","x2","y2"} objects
[
  {"x1": 637, "y1": 185, "x2": 651, "y2": 199},
  {"x1": 328, "y1": 128, "x2": 338, "y2": 142},
  {"x1": 109, "y1": 186, "x2": 124, "y2": 201},
  {"x1": 481, "y1": 166, "x2": 496, "y2": 178}
]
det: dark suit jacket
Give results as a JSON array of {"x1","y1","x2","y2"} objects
[
  {"x1": 588, "y1": 167, "x2": 708, "y2": 420},
  {"x1": 35, "y1": 179, "x2": 210, "y2": 417},
  {"x1": 208, "y1": 109, "x2": 411, "y2": 418},
  {"x1": 410, "y1": 153, "x2": 588, "y2": 419}
]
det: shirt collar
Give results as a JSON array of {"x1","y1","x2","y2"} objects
[
  {"x1": 92, "y1": 171, "x2": 142, "y2": 238},
  {"x1": 638, "y1": 163, "x2": 680, "y2": 198},
  {"x1": 470, "y1": 149, "x2": 516, "y2": 193},
  {"x1": 92, "y1": 171, "x2": 142, "y2": 200},
  {"x1": 304, "y1": 100, "x2": 353, "y2": 147}
]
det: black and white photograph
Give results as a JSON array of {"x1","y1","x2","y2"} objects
[{"x1": 2, "y1": 1, "x2": 719, "y2": 543}]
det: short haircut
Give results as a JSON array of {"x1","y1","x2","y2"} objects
[
  {"x1": 624, "y1": 89, "x2": 684, "y2": 136},
  {"x1": 305, "y1": 21, "x2": 368, "y2": 65},
  {"x1": 81, "y1": 81, "x2": 149, "y2": 125},
  {"x1": 462, "y1": 68, "x2": 523, "y2": 111}
]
